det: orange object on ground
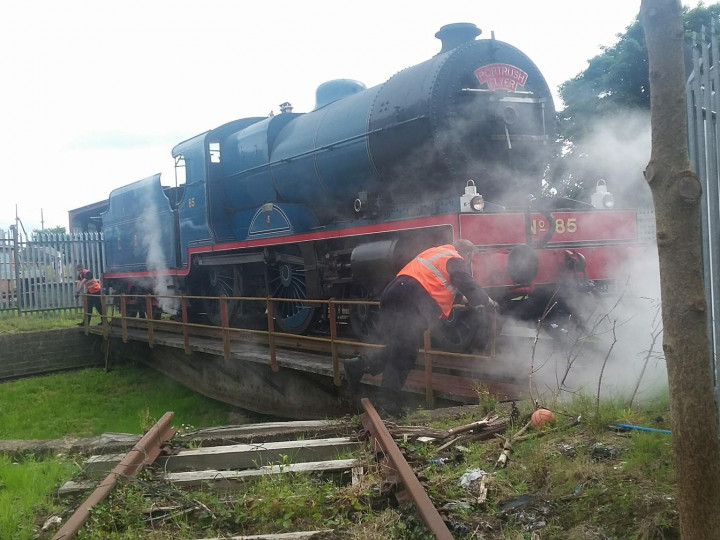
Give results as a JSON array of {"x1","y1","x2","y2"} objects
[{"x1": 531, "y1": 408, "x2": 556, "y2": 427}]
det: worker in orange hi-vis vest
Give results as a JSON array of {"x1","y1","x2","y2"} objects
[
  {"x1": 75, "y1": 264, "x2": 106, "y2": 326},
  {"x1": 343, "y1": 239, "x2": 497, "y2": 418}
]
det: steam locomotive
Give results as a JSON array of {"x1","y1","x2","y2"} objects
[{"x1": 96, "y1": 22, "x2": 638, "y2": 350}]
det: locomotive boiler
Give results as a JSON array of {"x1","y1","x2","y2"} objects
[{"x1": 98, "y1": 22, "x2": 637, "y2": 349}]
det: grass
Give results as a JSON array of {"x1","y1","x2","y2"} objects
[
  {"x1": 0, "y1": 453, "x2": 76, "y2": 540},
  {"x1": 0, "y1": 311, "x2": 83, "y2": 333},
  {"x1": 0, "y1": 364, "x2": 234, "y2": 439},
  {"x1": 0, "y1": 318, "x2": 679, "y2": 538},
  {"x1": 64, "y1": 394, "x2": 678, "y2": 539},
  {"x1": 0, "y1": 363, "x2": 238, "y2": 540}
]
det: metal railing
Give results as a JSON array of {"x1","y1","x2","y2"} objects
[
  {"x1": 687, "y1": 24, "x2": 720, "y2": 409},
  {"x1": 0, "y1": 226, "x2": 104, "y2": 315},
  {"x1": 81, "y1": 292, "x2": 499, "y2": 406}
]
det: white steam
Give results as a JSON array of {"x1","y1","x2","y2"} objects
[
  {"x1": 138, "y1": 186, "x2": 179, "y2": 316},
  {"x1": 570, "y1": 110, "x2": 653, "y2": 208},
  {"x1": 492, "y1": 109, "x2": 668, "y2": 406}
]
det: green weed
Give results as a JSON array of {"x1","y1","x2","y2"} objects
[
  {"x1": 0, "y1": 453, "x2": 77, "y2": 540},
  {"x1": 0, "y1": 364, "x2": 233, "y2": 439},
  {"x1": 0, "y1": 311, "x2": 82, "y2": 333}
]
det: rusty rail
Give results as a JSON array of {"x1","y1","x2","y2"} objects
[
  {"x1": 360, "y1": 398, "x2": 453, "y2": 540},
  {"x1": 52, "y1": 412, "x2": 177, "y2": 540}
]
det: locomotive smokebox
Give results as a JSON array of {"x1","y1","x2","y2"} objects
[{"x1": 435, "y1": 22, "x2": 482, "y2": 53}]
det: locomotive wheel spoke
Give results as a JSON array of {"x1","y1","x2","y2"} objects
[
  {"x1": 201, "y1": 266, "x2": 239, "y2": 326},
  {"x1": 348, "y1": 292, "x2": 382, "y2": 343},
  {"x1": 266, "y1": 249, "x2": 319, "y2": 334}
]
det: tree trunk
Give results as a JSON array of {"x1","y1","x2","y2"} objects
[{"x1": 640, "y1": 0, "x2": 720, "y2": 536}]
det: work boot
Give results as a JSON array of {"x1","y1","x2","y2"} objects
[
  {"x1": 375, "y1": 403, "x2": 400, "y2": 420},
  {"x1": 375, "y1": 388, "x2": 402, "y2": 420},
  {"x1": 342, "y1": 355, "x2": 369, "y2": 393}
]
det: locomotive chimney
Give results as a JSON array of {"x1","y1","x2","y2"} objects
[{"x1": 435, "y1": 22, "x2": 481, "y2": 54}]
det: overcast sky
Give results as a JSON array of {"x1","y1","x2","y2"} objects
[{"x1": 0, "y1": 1, "x2": 699, "y2": 232}]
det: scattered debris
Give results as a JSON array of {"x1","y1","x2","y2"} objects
[
  {"x1": 590, "y1": 442, "x2": 623, "y2": 460},
  {"x1": 609, "y1": 422, "x2": 671, "y2": 435},
  {"x1": 500, "y1": 495, "x2": 551, "y2": 533},
  {"x1": 555, "y1": 442, "x2": 578, "y2": 458},
  {"x1": 477, "y1": 474, "x2": 489, "y2": 504},
  {"x1": 499, "y1": 494, "x2": 534, "y2": 513},
  {"x1": 440, "y1": 501, "x2": 472, "y2": 512},
  {"x1": 460, "y1": 468, "x2": 487, "y2": 489},
  {"x1": 41, "y1": 515, "x2": 62, "y2": 532},
  {"x1": 495, "y1": 420, "x2": 533, "y2": 468}
]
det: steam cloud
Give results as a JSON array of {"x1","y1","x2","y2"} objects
[
  {"x1": 487, "y1": 110, "x2": 667, "y2": 406},
  {"x1": 138, "y1": 183, "x2": 179, "y2": 316}
]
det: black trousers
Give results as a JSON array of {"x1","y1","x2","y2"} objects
[
  {"x1": 84, "y1": 292, "x2": 104, "y2": 323},
  {"x1": 365, "y1": 276, "x2": 440, "y2": 409}
]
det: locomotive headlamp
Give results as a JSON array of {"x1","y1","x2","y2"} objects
[
  {"x1": 591, "y1": 179, "x2": 615, "y2": 209},
  {"x1": 471, "y1": 195, "x2": 485, "y2": 211},
  {"x1": 461, "y1": 180, "x2": 485, "y2": 212}
]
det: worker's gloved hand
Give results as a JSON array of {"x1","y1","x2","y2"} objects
[{"x1": 74, "y1": 293, "x2": 79, "y2": 299}]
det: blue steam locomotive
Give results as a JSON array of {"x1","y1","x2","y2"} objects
[{"x1": 97, "y1": 22, "x2": 636, "y2": 346}]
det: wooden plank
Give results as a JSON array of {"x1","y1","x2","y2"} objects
[
  {"x1": 177, "y1": 420, "x2": 347, "y2": 444},
  {"x1": 60, "y1": 459, "x2": 361, "y2": 496},
  {"x1": 164, "y1": 458, "x2": 360, "y2": 490},
  {"x1": 84, "y1": 437, "x2": 359, "y2": 477},
  {"x1": 58, "y1": 480, "x2": 96, "y2": 497},
  {"x1": 96, "y1": 326, "x2": 521, "y2": 405},
  {"x1": 0, "y1": 432, "x2": 141, "y2": 457},
  {"x1": 404, "y1": 370, "x2": 520, "y2": 401}
]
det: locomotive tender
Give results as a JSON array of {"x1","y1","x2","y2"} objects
[{"x1": 100, "y1": 23, "x2": 637, "y2": 347}]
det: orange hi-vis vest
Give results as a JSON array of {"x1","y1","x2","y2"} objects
[
  {"x1": 396, "y1": 244, "x2": 461, "y2": 317},
  {"x1": 84, "y1": 274, "x2": 101, "y2": 294}
]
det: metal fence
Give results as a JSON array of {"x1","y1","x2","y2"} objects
[
  {"x1": 0, "y1": 225, "x2": 105, "y2": 315},
  {"x1": 686, "y1": 25, "x2": 720, "y2": 406}
]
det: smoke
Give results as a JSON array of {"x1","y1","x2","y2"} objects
[
  {"x1": 556, "y1": 110, "x2": 653, "y2": 208},
  {"x1": 488, "y1": 244, "x2": 666, "y2": 407},
  {"x1": 486, "y1": 109, "x2": 668, "y2": 406},
  {"x1": 380, "y1": 109, "x2": 548, "y2": 209},
  {"x1": 138, "y1": 183, "x2": 179, "y2": 315}
]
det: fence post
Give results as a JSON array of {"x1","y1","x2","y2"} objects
[
  {"x1": 146, "y1": 295, "x2": 154, "y2": 348},
  {"x1": 266, "y1": 297, "x2": 278, "y2": 372},
  {"x1": 329, "y1": 299, "x2": 340, "y2": 386},
  {"x1": 101, "y1": 294, "x2": 109, "y2": 338},
  {"x1": 220, "y1": 296, "x2": 231, "y2": 361},
  {"x1": 10, "y1": 225, "x2": 21, "y2": 315},
  {"x1": 120, "y1": 294, "x2": 128, "y2": 343},
  {"x1": 83, "y1": 295, "x2": 89, "y2": 335},
  {"x1": 424, "y1": 330, "x2": 434, "y2": 408},
  {"x1": 181, "y1": 296, "x2": 191, "y2": 355}
]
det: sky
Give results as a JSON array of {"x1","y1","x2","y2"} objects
[{"x1": 0, "y1": 0, "x2": 700, "y2": 233}]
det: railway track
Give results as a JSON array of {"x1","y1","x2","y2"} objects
[{"x1": 52, "y1": 403, "x2": 508, "y2": 539}]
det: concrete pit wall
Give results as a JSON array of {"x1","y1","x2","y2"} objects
[{"x1": 0, "y1": 328, "x2": 102, "y2": 380}]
